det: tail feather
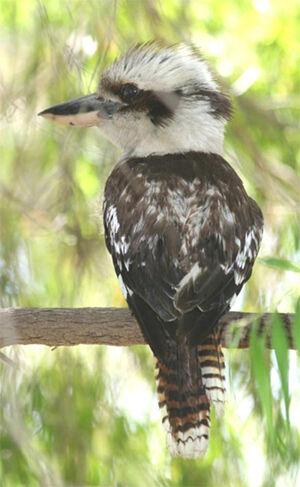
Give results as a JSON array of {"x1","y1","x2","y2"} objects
[
  {"x1": 155, "y1": 331, "x2": 225, "y2": 458},
  {"x1": 155, "y1": 340, "x2": 210, "y2": 459},
  {"x1": 198, "y1": 330, "x2": 226, "y2": 418}
]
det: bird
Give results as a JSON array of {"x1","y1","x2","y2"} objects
[{"x1": 39, "y1": 42, "x2": 264, "y2": 459}]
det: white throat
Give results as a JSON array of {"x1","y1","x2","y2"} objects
[
  {"x1": 130, "y1": 116, "x2": 225, "y2": 158},
  {"x1": 122, "y1": 105, "x2": 226, "y2": 158},
  {"x1": 100, "y1": 99, "x2": 227, "y2": 159}
]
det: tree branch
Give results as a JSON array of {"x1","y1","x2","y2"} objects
[{"x1": 0, "y1": 308, "x2": 297, "y2": 350}]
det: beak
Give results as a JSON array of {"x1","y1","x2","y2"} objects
[{"x1": 38, "y1": 93, "x2": 126, "y2": 127}]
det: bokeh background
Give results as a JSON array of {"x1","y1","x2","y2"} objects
[{"x1": 1, "y1": 1, "x2": 300, "y2": 486}]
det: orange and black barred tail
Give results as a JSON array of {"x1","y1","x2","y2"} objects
[
  {"x1": 155, "y1": 340, "x2": 211, "y2": 459},
  {"x1": 155, "y1": 331, "x2": 226, "y2": 458},
  {"x1": 197, "y1": 330, "x2": 226, "y2": 418}
]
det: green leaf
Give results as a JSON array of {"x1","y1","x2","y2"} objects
[
  {"x1": 250, "y1": 322, "x2": 275, "y2": 446},
  {"x1": 271, "y1": 313, "x2": 290, "y2": 426},
  {"x1": 292, "y1": 298, "x2": 300, "y2": 354},
  {"x1": 259, "y1": 257, "x2": 300, "y2": 273}
]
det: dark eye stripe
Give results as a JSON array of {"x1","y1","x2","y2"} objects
[{"x1": 119, "y1": 90, "x2": 180, "y2": 127}]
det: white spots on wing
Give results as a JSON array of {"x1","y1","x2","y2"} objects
[
  {"x1": 118, "y1": 273, "x2": 133, "y2": 298},
  {"x1": 217, "y1": 220, "x2": 262, "y2": 289},
  {"x1": 245, "y1": 231, "x2": 254, "y2": 259},
  {"x1": 105, "y1": 203, "x2": 132, "y2": 268},
  {"x1": 148, "y1": 184, "x2": 160, "y2": 195},
  {"x1": 191, "y1": 235, "x2": 199, "y2": 247},
  {"x1": 220, "y1": 204, "x2": 235, "y2": 226},
  {"x1": 106, "y1": 204, "x2": 120, "y2": 236},
  {"x1": 138, "y1": 178, "x2": 199, "y2": 235},
  {"x1": 237, "y1": 229, "x2": 256, "y2": 266},
  {"x1": 106, "y1": 167, "x2": 263, "y2": 312},
  {"x1": 231, "y1": 227, "x2": 261, "y2": 285},
  {"x1": 235, "y1": 251, "x2": 246, "y2": 269},
  {"x1": 229, "y1": 293, "x2": 238, "y2": 306},
  {"x1": 205, "y1": 186, "x2": 222, "y2": 198},
  {"x1": 177, "y1": 263, "x2": 202, "y2": 292},
  {"x1": 180, "y1": 185, "x2": 236, "y2": 267},
  {"x1": 133, "y1": 215, "x2": 144, "y2": 233},
  {"x1": 181, "y1": 240, "x2": 187, "y2": 256},
  {"x1": 220, "y1": 262, "x2": 233, "y2": 274},
  {"x1": 234, "y1": 271, "x2": 244, "y2": 286},
  {"x1": 145, "y1": 204, "x2": 156, "y2": 216},
  {"x1": 166, "y1": 183, "x2": 201, "y2": 222},
  {"x1": 105, "y1": 203, "x2": 130, "y2": 268},
  {"x1": 155, "y1": 213, "x2": 164, "y2": 223},
  {"x1": 114, "y1": 234, "x2": 130, "y2": 255},
  {"x1": 218, "y1": 234, "x2": 227, "y2": 253},
  {"x1": 164, "y1": 181, "x2": 246, "y2": 296},
  {"x1": 118, "y1": 274, "x2": 128, "y2": 299}
]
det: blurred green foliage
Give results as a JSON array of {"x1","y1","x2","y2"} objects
[{"x1": 0, "y1": 0, "x2": 300, "y2": 486}]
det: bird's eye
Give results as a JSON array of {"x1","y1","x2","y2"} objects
[{"x1": 120, "y1": 83, "x2": 140, "y2": 103}]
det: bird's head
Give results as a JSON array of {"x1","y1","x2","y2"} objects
[{"x1": 39, "y1": 42, "x2": 232, "y2": 157}]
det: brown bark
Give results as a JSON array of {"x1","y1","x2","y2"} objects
[{"x1": 0, "y1": 307, "x2": 296, "y2": 350}]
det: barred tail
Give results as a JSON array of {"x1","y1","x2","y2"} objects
[
  {"x1": 155, "y1": 340, "x2": 210, "y2": 459},
  {"x1": 155, "y1": 331, "x2": 225, "y2": 459},
  {"x1": 198, "y1": 330, "x2": 226, "y2": 418}
]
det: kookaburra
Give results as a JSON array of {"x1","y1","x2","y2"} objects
[{"x1": 39, "y1": 42, "x2": 263, "y2": 459}]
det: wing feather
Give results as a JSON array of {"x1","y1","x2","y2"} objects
[{"x1": 103, "y1": 152, "x2": 263, "y2": 342}]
